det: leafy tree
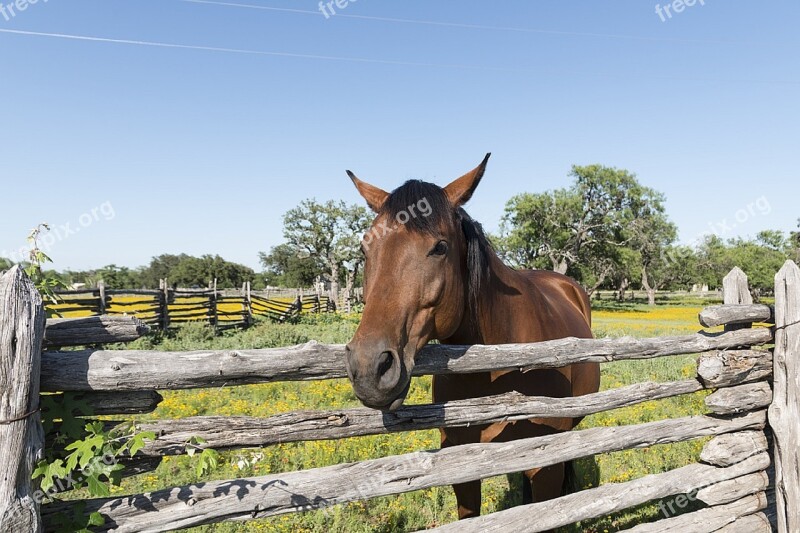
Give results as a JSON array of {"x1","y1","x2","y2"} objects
[
  {"x1": 172, "y1": 255, "x2": 255, "y2": 288},
  {"x1": 756, "y1": 229, "x2": 788, "y2": 252},
  {"x1": 790, "y1": 219, "x2": 800, "y2": 263},
  {"x1": 501, "y1": 164, "x2": 670, "y2": 293},
  {"x1": 501, "y1": 188, "x2": 578, "y2": 271},
  {"x1": 605, "y1": 246, "x2": 641, "y2": 301},
  {"x1": 258, "y1": 244, "x2": 325, "y2": 287},
  {"x1": 281, "y1": 199, "x2": 371, "y2": 301},
  {"x1": 628, "y1": 204, "x2": 678, "y2": 305},
  {"x1": 697, "y1": 235, "x2": 788, "y2": 300},
  {"x1": 96, "y1": 265, "x2": 142, "y2": 289},
  {"x1": 135, "y1": 254, "x2": 254, "y2": 289},
  {"x1": 725, "y1": 238, "x2": 787, "y2": 300},
  {"x1": 337, "y1": 204, "x2": 373, "y2": 306},
  {"x1": 138, "y1": 254, "x2": 189, "y2": 288}
]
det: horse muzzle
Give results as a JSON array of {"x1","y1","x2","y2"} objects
[{"x1": 344, "y1": 344, "x2": 411, "y2": 411}]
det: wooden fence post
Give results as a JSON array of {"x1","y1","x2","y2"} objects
[
  {"x1": 160, "y1": 279, "x2": 170, "y2": 330},
  {"x1": 211, "y1": 278, "x2": 218, "y2": 330},
  {"x1": 0, "y1": 266, "x2": 46, "y2": 532},
  {"x1": 97, "y1": 281, "x2": 106, "y2": 315},
  {"x1": 769, "y1": 260, "x2": 800, "y2": 532},
  {"x1": 723, "y1": 267, "x2": 753, "y2": 330},
  {"x1": 243, "y1": 282, "x2": 252, "y2": 326}
]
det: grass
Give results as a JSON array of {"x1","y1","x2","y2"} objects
[{"x1": 61, "y1": 302, "x2": 719, "y2": 532}]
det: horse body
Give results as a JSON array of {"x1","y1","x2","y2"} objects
[
  {"x1": 344, "y1": 154, "x2": 600, "y2": 520},
  {"x1": 436, "y1": 256, "x2": 599, "y2": 518}
]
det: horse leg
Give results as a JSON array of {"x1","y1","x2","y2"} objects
[
  {"x1": 521, "y1": 470, "x2": 533, "y2": 504},
  {"x1": 440, "y1": 429, "x2": 482, "y2": 519},
  {"x1": 527, "y1": 463, "x2": 566, "y2": 502},
  {"x1": 452, "y1": 479, "x2": 482, "y2": 519}
]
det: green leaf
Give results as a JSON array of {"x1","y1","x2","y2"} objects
[
  {"x1": 88, "y1": 512, "x2": 105, "y2": 527},
  {"x1": 32, "y1": 459, "x2": 67, "y2": 492},
  {"x1": 196, "y1": 448, "x2": 220, "y2": 477},
  {"x1": 86, "y1": 474, "x2": 110, "y2": 497},
  {"x1": 127, "y1": 431, "x2": 156, "y2": 457}
]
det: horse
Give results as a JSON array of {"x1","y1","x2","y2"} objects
[{"x1": 344, "y1": 153, "x2": 600, "y2": 519}]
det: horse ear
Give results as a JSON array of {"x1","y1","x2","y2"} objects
[
  {"x1": 347, "y1": 171, "x2": 389, "y2": 213},
  {"x1": 444, "y1": 153, "x2": 491, "y2": 207}
]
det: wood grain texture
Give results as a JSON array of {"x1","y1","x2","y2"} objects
[
  {"x1": 40, "y1": 328, "x2": 773, "y2": 392},
  {"x1": 769, "y1": 260, "x2": 800, "y2": 533},
  {"x1": 44, "y1": 315, "x2": 149, "y2": 346},
  {"x1": 705, "y1": 382, "x2": 772, "y2": 415},
  {"x1": 0, "y1": 267, "x2": 46, "y2": 532},
  {"x1": 41, "y1": 411, "x2": 766, "y2": 532},
  {"x1": 123, "y1": 374, "x2": 764, "y2": 457},
  {"x1": 700, "y1": 430, "x2": 768, "y2": 467},
  {"x1": 623, "y1": 493, "x2": 767, "y2": 532},
  {"x1": 712, "y1": 512, "x2": 772, "y2": 533},
  {"x1": 696, "y1": 471, "x2": 770, "y2": 506},
  {"x1": 697, "y1": 350, "x2": 773, "y2": 388},
  {"x1": 699, "y1": 304, "x2": 773, "y2": 328},
  {"x1": 425, "y1": 453, "x2": 770, "y2": 533}
]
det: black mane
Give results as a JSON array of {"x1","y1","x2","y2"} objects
[{"x1": 379, "y1": 180, "x2": 492, "y2": 332}]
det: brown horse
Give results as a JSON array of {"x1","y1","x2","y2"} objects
[{"x1": 344, "y1": 154, "x2": 600, "y2": 519}]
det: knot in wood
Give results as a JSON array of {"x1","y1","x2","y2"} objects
[
  {"x1": 111, "y1": 362, "x2": 122, "y2": 371},
  {"x1": 327, "y1": 414, "x2": 349, "y2": 427}
]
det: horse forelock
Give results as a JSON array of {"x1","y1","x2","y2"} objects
[
  {"x1": 379, "y1": 180, "x2": 451, "y2": 235},
  {"x1": 378, "y1": 179, "x2": 492, "y2": 334}
]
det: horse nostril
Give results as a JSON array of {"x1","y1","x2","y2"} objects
[{"x1": 377, "y1": 351, "x2": 394, "y2": 378}]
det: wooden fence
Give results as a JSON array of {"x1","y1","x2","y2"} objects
[
  {"x1": 0, "y1": 263, "x2": 797, "y2": 532},
  {"x1": 45, "y1": 281, "x2": 336, "y2": 330}
]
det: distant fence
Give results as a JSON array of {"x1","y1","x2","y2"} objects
[
  {"x1": 0, "y1": 264, "x2": 797, "y2": 532},
  {"x1": 45, "y1": 281, "x2": 337, "y2": 330}
]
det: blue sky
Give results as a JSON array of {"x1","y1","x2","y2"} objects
[{"x1": 1, "y1": 0, "x2": 798, "y2": 271}]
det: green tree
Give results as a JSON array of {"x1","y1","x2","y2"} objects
[
  {"x1": 501, "y1": 164, "x2": 670, "y2": 294},
  {"x1": 628, "y1": 204, "x2": 678, "y2": 305},
  {"x1": 606, "y1": 246, "x2": 641, "y2": 301},
  {"x1": 258, "y1": 244, "x2": 325, "y2": 287},
  {"x1": 137, "y1": 253, "x2": 254, "y2": 289},
  {"x1": 96, "y1": 265, "x2": 142, "y2": 289},
  {"x1": 138, "y1": 254, "x2": 189, "y2": 288},
  {"x1": 170, "y1": 255, "x2": 255, "y2": 288},
  {"x1": 790, "y1": 219, "x2": 800, "y2": 263},
  {"x1": 281, "y1": 199, "x2": 371, "y2": 302},
  {"x1": 337, "y1": 204, "x2": 372, "y2": 306},
  {"x1": 697, "y1": 234, "x2": 788, "y2": 300}
]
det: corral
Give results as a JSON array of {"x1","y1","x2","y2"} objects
[
  {"x1": 0, "y1": 264, "x2": 797, "y2": 532},
  {"x1": 45, "y1": 282, "x2": 336, "y2": 329}
]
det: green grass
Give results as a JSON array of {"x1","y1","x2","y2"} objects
[{"x1": 62, "y1": 306, "x2": 715, "y2": 532}]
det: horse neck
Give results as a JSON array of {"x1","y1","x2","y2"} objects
[{"x1": 445, "y1": 249, "x2": 524, "y2": 345}]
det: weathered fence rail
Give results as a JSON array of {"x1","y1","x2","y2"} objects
[
  {"x1": 39, "y1": 327, "x2": 771, "y2": 391},
  {"x1": 1, "y1": 263, "x2": 798, "y2": 532}
]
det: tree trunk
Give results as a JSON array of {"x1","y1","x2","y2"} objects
[
  {"x1": 328, "y1": 260, "x2": 339, "y2": 305},
  {"x1": 553, "y1": 258, "x2": 568, "y2": 275},
  {"x1": 617, "y1": 277, "x2": 629, "y2": 301},
  {"x1": 641, "y1": 268, "x2": 656, "y2": 306}
]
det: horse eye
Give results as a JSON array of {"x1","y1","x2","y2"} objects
[{"x1": 430, "y1": 240, "x2": 448, "y2": 256}]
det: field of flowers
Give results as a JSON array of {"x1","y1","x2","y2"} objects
[{"x1": 66, "y1": 302, "x2": 726, "y2": 532}]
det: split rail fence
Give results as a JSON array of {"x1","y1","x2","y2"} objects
[
  {"x1": 0, "y1": 263, "x2": 798, "y2": 532},
  {"x1": 45, "y1": 281, "x2": 336, "y2": 330}
]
